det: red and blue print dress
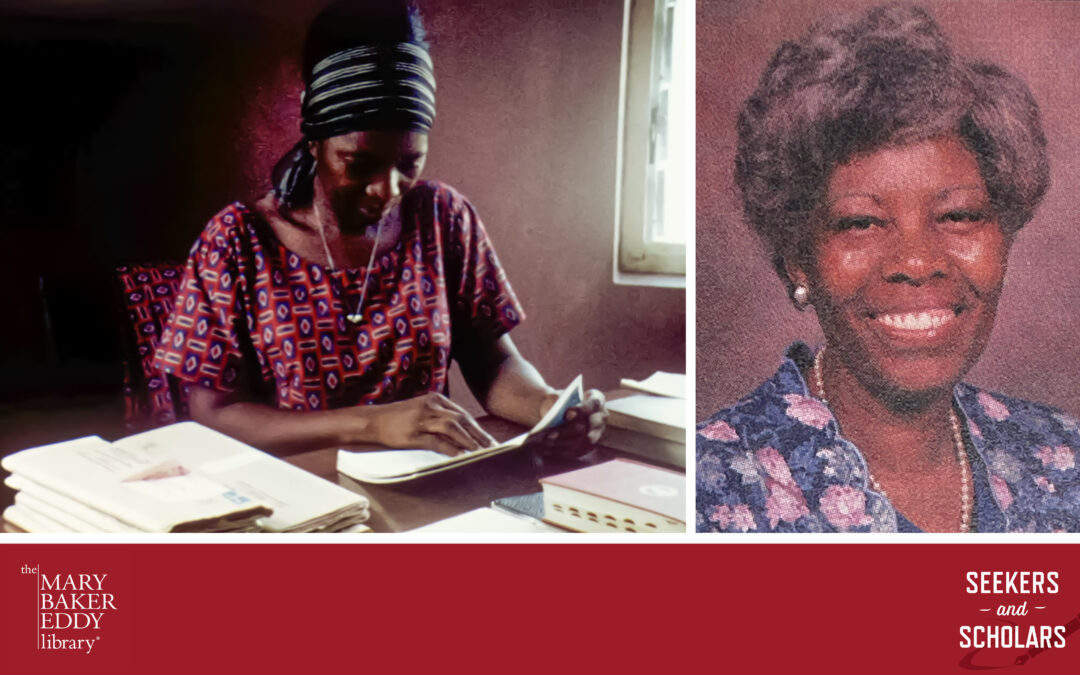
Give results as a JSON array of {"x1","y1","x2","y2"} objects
[{"x1": 152, "y1": 180, "x2": 523, "y2": 410}]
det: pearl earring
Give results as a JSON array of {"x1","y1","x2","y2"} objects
[{"x1": 792, "y1": 285, "x2": 810, "y2": 309}]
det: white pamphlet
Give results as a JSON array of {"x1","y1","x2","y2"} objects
[{"x1": 337, "y1": 375, "x2": 584, "y2": 484}]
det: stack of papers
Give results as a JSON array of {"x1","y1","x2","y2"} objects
[
  {"x1": 606, "y1": 394, "x2": 685, "y2": 442},
  {"x1": 338, "y1": 375, "x2": 584, "y2": 484},
  {"x1": 619, "y1": 372, "x2": 687, "y2": 399},
  {"x1": 603, "y1": 372, "x2": 687, "y2": 468},
  {"x1": 1, "y1": 422, "x2": 369, "y2": 533}
]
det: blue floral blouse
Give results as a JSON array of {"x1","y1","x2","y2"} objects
[{"x1": 697, "y1": 344, "x2": 1080, "y2": 533}]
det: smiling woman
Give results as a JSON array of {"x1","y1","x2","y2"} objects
[
  {"x1": 804, "y1": 136, "x2": 1009, "y2": 401},
  {"x1": 696, "y1": 4, "x2": 1080, "y2": 533}
]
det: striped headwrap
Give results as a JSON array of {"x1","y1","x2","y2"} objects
[{"x1": 273, "y1": 41, "x2": 436, "y2": 206}]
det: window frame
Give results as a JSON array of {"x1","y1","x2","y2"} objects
[{"x1": 613, "y1": 0, "x2": 692, "y2": 288}]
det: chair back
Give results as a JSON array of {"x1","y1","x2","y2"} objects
[{"x1": 115, "y1": 263, "x2": 188, "y2": 431}]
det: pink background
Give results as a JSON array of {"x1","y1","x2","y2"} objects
[{"x1": 697, "y1": 0, "x2": 1080, "y2": 419}]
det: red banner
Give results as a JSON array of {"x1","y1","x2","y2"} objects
[{"x1": 1, "y1": 543, "x2": 1078, "y2": 673}]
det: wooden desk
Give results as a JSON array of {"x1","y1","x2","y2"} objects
[{"x1": 0, "y1": 402, "x2": 685, "y2": 533}]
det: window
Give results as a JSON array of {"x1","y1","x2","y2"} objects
[{"x1": 614, "y1": 0, "x2": 693, "y2": 286}]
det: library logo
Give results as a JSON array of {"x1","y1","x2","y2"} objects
[{"x1": 20, "y1": 563, "x2": 118, "y2": 654}]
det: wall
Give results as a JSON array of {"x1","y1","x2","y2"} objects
[
  {"x1": 697, "y1": 0, "x2": 1080, "y2": 419},
  {"x1": 410, "y1": 0, "x2": 686, "y2": 405}
]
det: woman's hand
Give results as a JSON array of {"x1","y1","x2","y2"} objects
[
  {"x1": 358, "y1": 392, "x2": 497, "y2": 456},
  {"x1": 532, "y1": 389, "x2": 608, "y2": 458},
  {"x1": 188, "y1": 385, "x2": 494, "y2": 457},
  {"x1": 456, "y1": 334, "x2": 607, "y2": 457}
]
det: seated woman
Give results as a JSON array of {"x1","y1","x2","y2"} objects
[
  {"x1": 153, "y1": 0, "x2": 605, "y2": 456},
  {"x1": 697, "y1": 4, "x2": 1080, "y2": 532}
]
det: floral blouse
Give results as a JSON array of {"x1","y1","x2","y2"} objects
[{"x1": 697, "y1": 344, "x2": 1080, "y2": 533}]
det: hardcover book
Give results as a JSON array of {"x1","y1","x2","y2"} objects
[{"x1": 539, "y1": 458, "x2": 685, "y2": 533}]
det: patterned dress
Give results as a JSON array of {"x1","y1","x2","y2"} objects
[
  {"x1": 697, "y1": 343, "x2": 1080, "y2": 533},
  {"x1": 152, "y1": 180, "x2": 523, "y2": 410}
]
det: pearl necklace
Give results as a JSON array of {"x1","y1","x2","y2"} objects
[
  {"x1": 314, "y1": 201, "x2": 384, "y2": 325},
  {"x1": 812, "y1": 347, "x2": 972, "y2": 533}
]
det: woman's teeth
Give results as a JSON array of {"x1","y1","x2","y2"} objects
[{"x1": 875, "y1": 309, "x2": 955, "y2": 331}]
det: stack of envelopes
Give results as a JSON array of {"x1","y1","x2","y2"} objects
[{"x1": 2, "y1": 422, "x2": 369, "y2": 533}]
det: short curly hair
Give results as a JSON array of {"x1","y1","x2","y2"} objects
[{"x1": 734, "y1": 4, "x2": 1050, "y2": 289}]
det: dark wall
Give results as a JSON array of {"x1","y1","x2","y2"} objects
[
  {"x1": 0, "y1": 1, "x2": 684, "y2": 419},
  {"x1": 697, "y1": 0, "x2": 1080, "y2": 419},
  {"x1": 0, "y1": 2, "x2": 292, "y2": 399}
]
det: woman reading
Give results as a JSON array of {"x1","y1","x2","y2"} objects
[{"x1": 153, "y1": 0, "x2": 606, "y2": 457}]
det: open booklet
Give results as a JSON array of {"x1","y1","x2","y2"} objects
[
  {"x1": 1, "y1": 422, "x2": 369, "y2": 533},
  {"x1": 337, "y1": 375, "x2": 584, "y2": 484}
]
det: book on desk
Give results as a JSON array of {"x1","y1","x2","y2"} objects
[
  {"x1": 1, "y1": 421, "x2": 370, "y2": 533},
  {"x1": 601, "y1": 372, "x2": 687, "y2": 469},
  {"x1": 405, "y1": 459, "x2": 685, "y2": 534},
  {"x1": 540, "y1": 459, "x2": 685, "y2": 533}
]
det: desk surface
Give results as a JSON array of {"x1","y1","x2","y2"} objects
[
  {"x1": 294, "y1": 416, "x2": 682, "y2": 532},
  {"x1": 1, "y1": 402, "x2": 685, "y2": 533}
]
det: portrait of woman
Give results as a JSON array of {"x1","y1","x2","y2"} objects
[
  {"x1": 150, "y1": 0, "x2": 612, "y2": 457},
  {"x1": 697, "y1": 2, "x2": 1080, "y2": 532}
]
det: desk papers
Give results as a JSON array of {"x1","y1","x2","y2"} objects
[
  {"x1": 602, "y1": 393, "x2": 687, "y2": 468},
  {"x1": 337, "y1": 375, "x2": 584, "y2": 484},
  {"x1": 605, "y1": 394, "x2": 686, "y2": 443},
  {"x1": 619, "y1": 371, "x2": 687, "y2": 399},
  {"x1": 408, "y1": 507, "x2": 562, "y2": 533},
  {"x1": 1, "y1": 422, "x2": 369, "y2": 533}
]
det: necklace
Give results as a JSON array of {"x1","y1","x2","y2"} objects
[
  {"x1": 314, "y1": 201, "x2": 383, "y2": 325},
  {"x1": 811, "y1": 346, "x2": 972, "y2": 533}
]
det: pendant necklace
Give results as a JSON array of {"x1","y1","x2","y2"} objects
[
  {"x1": 314, "y1": 201, "x2": 383, "y2": 325},
  {"x1": 812, "y1": 346, "x2": 971, "y2": 532}
]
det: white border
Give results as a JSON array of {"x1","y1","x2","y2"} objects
[{"x1": 8, "y1": 1, "x2": 1080, "y2": 547}]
